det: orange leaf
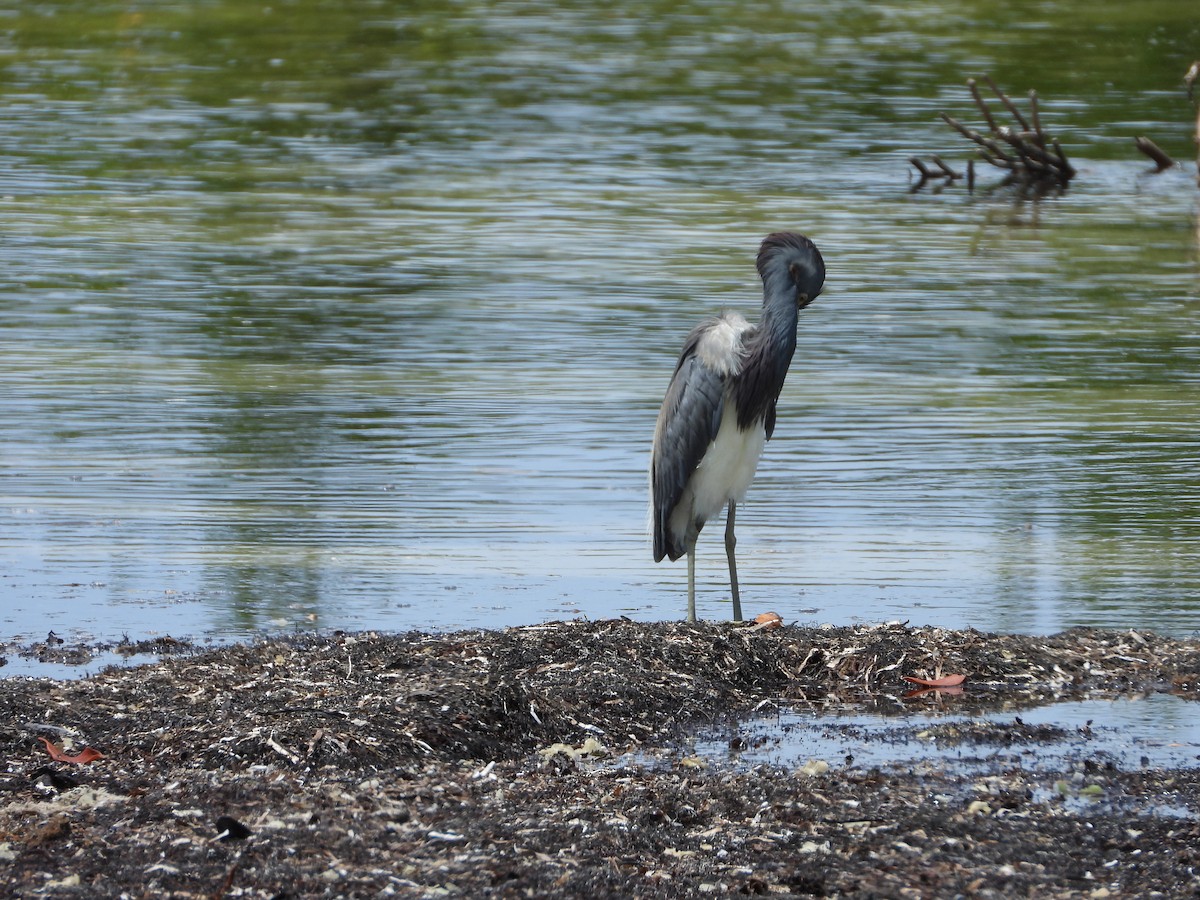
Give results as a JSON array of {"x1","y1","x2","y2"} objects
[
  {"x1": 753, "y1": 612, "x2": 783, "y2": 629},
  {"x1": 38, "y1": 736, "x2": 104, "y2": 764},
  {"x1": 902, "y1": 673, "x2": 966, "y2": 687}
]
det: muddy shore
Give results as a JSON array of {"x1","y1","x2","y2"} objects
[{"x1": 2, "y1": 620, "x2": 1199, "y2": 898}]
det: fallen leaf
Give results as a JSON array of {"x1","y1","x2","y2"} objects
[
  {"x1": 902, "y1": 673, "x2": 966, "y2": 687},
  {"x1": 38, "y1": 736, "x2": 104, "y2": 764},
  {"x1": 753, "y1": 612, "x2": 783, "y2": 629}
]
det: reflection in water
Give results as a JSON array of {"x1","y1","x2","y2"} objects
[
  {"x1": 1, "y1": 1, "x2": 1200, "y2": 653},
  {"x1": 694, "y1": 693, "x2": 1200, "y2": 774}
]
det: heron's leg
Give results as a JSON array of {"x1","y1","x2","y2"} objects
[
  {"x1": 686, "y1": 549, "x2": 697, "y2": 623},
  {"x1": 726, "y1": 501, "x2": 742, "y2": 621}
]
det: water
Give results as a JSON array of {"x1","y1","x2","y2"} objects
[
  {"x1": 696, "y1": 693, "x2": 1200, "y2": 775},
  {"x1": 3, "y1": 1, "x2": 1200, "y2": 663}
]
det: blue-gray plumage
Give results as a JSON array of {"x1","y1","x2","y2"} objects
[{"x1": 651, "y1": 232, "x2": 826, "y2": 622}]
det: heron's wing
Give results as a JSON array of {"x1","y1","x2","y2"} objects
[{"x1": 651, "y1": 314, "x2": 748, "y2": 561}]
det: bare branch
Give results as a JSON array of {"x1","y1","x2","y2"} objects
[
  {"x1": 966, "y1": 78, "x2": 1001, "y2": 133},
  {"x1": 1134, "y1": 136, "x2": 1174, "y2": 172},
  {"x1": 908, "y1": 155, "x2": 964, "y2": 192},
  {"x1": 984, "y1": 74, "x2": 1032, "y2": 133},
  {"x1": 940, "y1": 113, "x2": 1016, "y2": 165},
  {"x1": 940, "y1": 76, "x2": 1074, "y2": 191},
  {"x1": 1051, "y1": 140, "x2": 1075, "y2": 180},
  {"x1": 930, "y1": 156, "x2": 962, "y2": 179}
]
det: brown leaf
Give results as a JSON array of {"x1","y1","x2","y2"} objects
[
  {"x1": 902, "y1": 673, "x2": 966, "y2": 687},
  {"x1": 38, "y1": 736, "x2": 105, "y2": 764}
]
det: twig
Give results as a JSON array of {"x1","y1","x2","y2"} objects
[
  {"x1": 930, "y1": 155, "x2": 962, "y2": 179},
  {"x1": 1134, "y1": 137, "x2": 1174, "y2": 172},
  {"x1": 1140, "y1": 62, "x2": 1200, "y2": 185},
  {"x1": 940, "y1": 114, "x2": 1016, "y2": 167},
  {"x1": 1051, "y1": 140, "x2": 1076, "y2": 180},
  {"x1": 908, "y1": 156, "x2": 933, "y2": 191},
  {"x1": 908, "y1": 155, "x2": 963, "y2": 192},
  {"x1": 212, "y1": 861, "x2": 240, "y2": 900},
  {"x1": 265, "y1": 733, "x2": 301, "y2": 764},
  {"x1": 966, "y1": 78, "x2": 1001, "y2": 133},
  {"x1": 984, "y1": 74, "x2": 1032, "y2": 133}
]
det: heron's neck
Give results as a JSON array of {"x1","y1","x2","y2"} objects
[
  {"x1": 755, "y1": 282, "x2": 799, "y2": 365},
  {"x1": 730, "y1": 283, "x2": 798, "y2": 431}
]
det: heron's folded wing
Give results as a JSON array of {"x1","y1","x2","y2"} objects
[{"x1": 651, "y1": 316, "x2": 747, "y2": 561}]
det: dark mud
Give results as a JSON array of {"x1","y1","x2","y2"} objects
[{"x1": 1, "y1": 620, "x2": 1199, "y2": 898}]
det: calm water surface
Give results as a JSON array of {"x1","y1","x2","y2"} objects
[
  {"x1": 695, "y1": 693, "x2": 1200, "y2": 775},
  {"x1": 3, "y1": 1, "x2": 1200, "y2": 671}
]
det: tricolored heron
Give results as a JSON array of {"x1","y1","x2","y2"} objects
[{"x1": 651, "y1": 232, "x2": 826, "y2": 622}]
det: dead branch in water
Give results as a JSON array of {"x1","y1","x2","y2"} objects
[
  {"x1": 1134, "y1": 136, "x2": 1174, "y2": 172},
  {"x1": 940, "y1": 75, "x2": 1075, "y2": 192},
  {"x1": 908, "y1": 155, "x2": 962, "y2": 191}
]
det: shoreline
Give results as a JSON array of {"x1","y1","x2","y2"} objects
[{"x1": 3, "y1": 620, "x2": 1199, "y2": 897}]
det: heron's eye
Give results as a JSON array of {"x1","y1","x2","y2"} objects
[{"x1": 797, "y1": 292, "x2": 809, "y2": 305}]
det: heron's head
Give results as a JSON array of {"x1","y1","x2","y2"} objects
[{"x1": 756, "y1": 232, "x2": 825, "y2": 310}]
